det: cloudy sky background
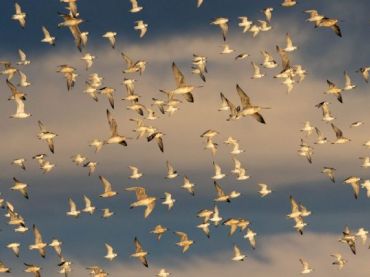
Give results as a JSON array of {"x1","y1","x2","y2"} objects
[{"x1": 0, "y1": 0, "x2": 370, "y2": 276}]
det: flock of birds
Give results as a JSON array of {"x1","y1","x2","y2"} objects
[{"x1": 0, "y1": 0, "x2": 370, "y2": 276}]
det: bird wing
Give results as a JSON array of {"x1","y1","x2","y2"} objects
[
  {"x1": 172, "y1": 62, "x2": 185, "y2": 87},
  {"x1": 236, "y1": 84, "x2": 251, "y2": 109},
  {"x1": 99, "y1": 176, "x2": 112, "y2": 193}
]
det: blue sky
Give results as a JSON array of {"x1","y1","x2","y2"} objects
[{"x1": 0, "y1": 0, "x2": 370, "y2": 276}]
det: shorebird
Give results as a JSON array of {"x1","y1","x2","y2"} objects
[
  {"x1": 29, "y1": 225, "x2": 47, "y2": 258},
  {"x1": 66, "y1": 197, "x2": 80, "y2": 217},
  {"x1": 7, "y1": 242, "x2": 20, "y2": 257},
  {"x1": 129, "y1": 0, "x2": 143, "y2": 13},
  {"x1": 11, "y1": 177, "x2": 29, "y2": 199},
  {"x1": 89, "y1": 139, "x2": 103, "y2": 153},
  {"x1": 360, "y1": 157, "x2": 370, "y2": 168},
  {"x1": 304, "y1": 10, "x2": 324, "y2": 23},
  {"x1": 244, "y1": 228, "x2": 257, "y2": 249},
  {"x1": 236, "y1": 84, "x2": 268, "y2": 123},
  {"x1": 126, "y1": 186, "x2": 156, "y2": 218},
  {"x1": 213, "y1": 181, "x2": 231, "y2": 202},
  {"x1": 131, "y1": 237, "x2": 148, "y2": 267},
  {"x1": 161, "y1": 62, "x2": 199, "y2": 103},
  {"x1": 102, "y1": 32, "x2": 117, "y2": 48},
  {"x1": 284, "y1": 33, "x2": 297, "y2": 52},
  {"x1": 232, "y1": 244, "x2": 246, "y2": 261},
  {"x1": 299, "y1": 259, "x2": 313, "y2": 274},
  {"x1": 83, "y1": 161, "x2": 97, "y2": 176},
  {"x1": 71, "y1": 154, "x2": 86, "y2": 166},
  {"x1": 357, "y1": 67, "x2": 369, "y2": 83},
  {"x1": 298, "y1": 139, "x2": 313, "y2": 163},
  {"x1": 41, "y1": 26, "x2": 55, "y2": 45},
  {"x1": 162, "y1": 192, "x2": 176, "y2": 210},
  {"x1": 343, "y1": 71, "x2": 356, "y2": 91},
  {"x1": 237, "y1": 16, "x2": 252, "y2": 33},
  {"x1": 12, "y1": 2, "x2": 26, "y2": 28},
  {"x1": 262, "y1": 7, "x2": 274, "y2": 22},
  {"x1": 150, "y1": 225, "x2": 168, "y2": 240},
  {"x1": 210, "y1": 17, "x2": 229, "y2": 41},
  {"x1": 17, "y1": 49, "x2": 30, "y2": 65},
  {"x1": 147, "y1": 132, "x2": 164, "y2": 152},
  {"x1": 104, "y1": 110, "x2": 128, "y2": 146},
  {"x1": 181, "y1": 176, "x2": 195, "y2": 196},
  {"x1": 315, "y1": 101, "x2": 335, "y2": 122},
  {"x1": 339, "y1": 226, "x2": 356, "y2": 255},
  {"x1": 350, "y1": 121, "x2": 363, "y2": 128},
  {"x1": 99, "y1": 176, "x2": 118, "y2": 198},
  {"x1": 361, "y1": 180, "x2": 370, "y2": 198},
  {"x1": 18, "y1": 71, "x2": 31, "y2": 87},
  {"x1": 128, "y1": 166, "x2": 143, "y2": 179},
  {"x1": 121, "y1": 52, "x2": 147, "y2": 74},
  {"x1": 165, "y1": 161, "x2": 178, "y2": 179},
  {"x1": 49, "y1": 239, "x2": 62, "y2": 257},
  {"x1": 258, "y1": 183, "x2": 272, "y2": 197},
  {"x1": 251, "y1": 62, "x2": 265, "y2": 79},
  {"x1": 102, "y1": 208, "x2": 114, "y2": 218},
  {"x1": 300, "y1": 121, "x2": 315, "y2": 136},
  {"x1": 0, "y1": 261, "x2": 10, "y2": 273},
  {"x1": 175, "y1": 231, "x2": 194, "y2": 253},
  {"x1": 156, "y1": 268, "x2": 171, "y2": 277},
  {"x1": 321, "y1": 167, "x2": 336, "y2": 183},
  {"x1": 104, "y1": 243, "x2": 117, "y2": 261},
  {"x1": 331, "y1": 253, "x2": 347, "y2": 270},
  {"x1": 261, "y1": 50, "x2": 277, "y2": 68},
  {"x1": 82, "y1": 195, "x2": 95, "y2": 214},
  {"x1": 355, "y1": 228, "x2": 368, "y2": 244},
  {"x1": 281, "y1": 0, "x2": 296, "y2": 7},
  {"x1": 24, "y1": 264, "x2": 41, "y2": 276},
  {"x1": 81, "y1": 53, "x2": 95, "y2": 70},
  {"x1": 344, "y1": 176, "x2": 360, "y2": 199},
  {"x1": 314, "y1": 127, "x2": 327, "y2": 144},
  {"x1": 316, "y1": 17, "x2": 342, "y2": 37},
  {"x1": 212, "y1": 162, "x2": 226, "y2": 180},
  {"x1": 331, "y1": 123, "x2": 350, "y2": 144},
  {"x1": 134, "y1": 20, "x2": 148, "y2": 38},
  {"x1": 325, "y1": 80, "x2": 343, "y2": 103},
  {"x1": 12, "y1": 158, "x2": 26, "y2": 170}
]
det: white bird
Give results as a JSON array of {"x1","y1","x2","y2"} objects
[
  {"x1": 18, "y1": 71, "x2": 31, "y2": 87},
  {"x1": 244, "y1": 228, "x2": 257, "y2": 249},
  {"x1": 300, "y1": 121, "x2": 315, "y2": 136},
  {"x1": 131, "y1": 237, "x2": 148, "y2": 267},
  {"x1": 356, "y1": 228, "x2": 368, "y2": 244},
  {"x1": 102, "y1": 208, "x2": 114, "y2": 218},
  {"x1": 262, "y1": 7, "x2": 274, "y2": 22},
  {"x1": 238, "y1": 17, "x2": 252, "y2": 32},
  {"x1": 66, "y1": 197, "x2": 80, "y2": 218},
  {"x1": 281, "y1": 0, "x2": 297, "y2": 7},
  {"x1": 81, "y1": 53, "x2": 95, "y2": 70},
  {"x1": 251, "y1": 62, "x2": 265, "y2": 79},
  {"x1": 82, "y1": 195, "x2": 95, "y2": 214},
  {"x1": 126, "y1": 186, "x2": 156, "y2": 218},
  {"x1": 37, "y1": 120, "x2": 57, "y2": 153},
  {"x1": 99, "y1": 176, "x2": 118, "y2": 198},
  {"x1": 17, "y1": 49, "x2": 30, "y2": 65},
  {"x1": 284, "y1": 33, "x2": 297, "y2": 52},
  {"x1": 166, "y1": 161, "x2": 178, "y2": 179},
  {"x1": 150, "y1": 225, "x2": 168, "y2": 240},
  {"x1": 357, "y1": 67, "x2": 370, "y2": 83},
  {"x1": 104, "y1": 243, "x2": 117, "y2": 261},
  {"x1": 102, "y1": 32, "x2": 117, "y2": 48},
  {"x1": 83, "y1": 161, "x2": 97, "y2": 176},
  {"x1": 315, "y1": 101, "x2": 335, "y2": 122},
  {"x1": 41, "y1": 26, "x2": 55, "y2": 46},
  {"x1": 11, "y1": 92, "x2": 31, "y2": 119},
  {"x1": 49, "y1": 239, "x2": 62, "y2": 257},
  {"x1": 331, "y1": 123, "x2": 350, "y2": 144},
  {"x1": 7, "y1": 242, "x2": 20, "y2": 257},
  {"x1": 129, "y1": 166, "x2": 143, "y2": 179},
  {"x1": 40, "y1": 159, "x2": 55, "y2": 174},
  {"x1": 258, "y1": 183, "x2": 272, "y2": 197},
  {"x1": 162, "y1": 192, "x2": 176, "y2": 210},
  {"x1": 210, "y1": 17, "x2": 229, "y2": 41},
  {"x1": 129, "y1": 0, "x2": 143, "y2": 13},
  {"x1": 220, "y1": 44, "x2": 234, "y2": 54},
  {"x1": 89, "y1": 139, "x2": 103, "y2": 153},
  {"x1": 12, "y1": 158, "x2": 26, "y2": 170},
  {"x1": 29, "y1": 225, "x2": 47, "y2": 258},
  {"x1": 12, "y1": 2, "x2": 26, "y2": 28},
  {"x1": 360, "y1": 157, "x2": 370, "y2": 168},
  {"x1": 71, "y1": 154, "x2": 87, "y2": 166},
  {"x1": 361, "y1": 180, "x2": 370, "y2": 198},
  {"x1": 134, "y1": 20, "x2": 148, "y2": 38},
  {"x1": 299, "y1": 258, "x2": 313, "y2": 274},
  {"x1": 321, "y1": 167, "x2": 336, "y2": 183},
  {"x1": 212, "y1": 162, "x2": 226, "y2": 180},
  {"x1": 175, "y1": 231, "x2": 194, "y2": 253},
  {"x1": 232, "y1": 244, "x2": 246, "y2": 261},
  {"x1": 343, "y1": 71, "x2": 356, "y2": 91},
  {"x1": 0, "y1": 261, "x2": 10, "y2": 273},
  {"x1": 182, "y1": 176, "x2": 195, "y2": 196},
  {"x1": 344, "y1": 176, "x2": 360, "y2": 199},
  {"x1": 156, "y1": 268, "x2": 171, "y2": 277},
  {"x1": 11, "y1": 177, "x2": 29, "y2": 199},
  {"x1": 331, "y1": 253, "x2": 347, "y2": 270}
]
